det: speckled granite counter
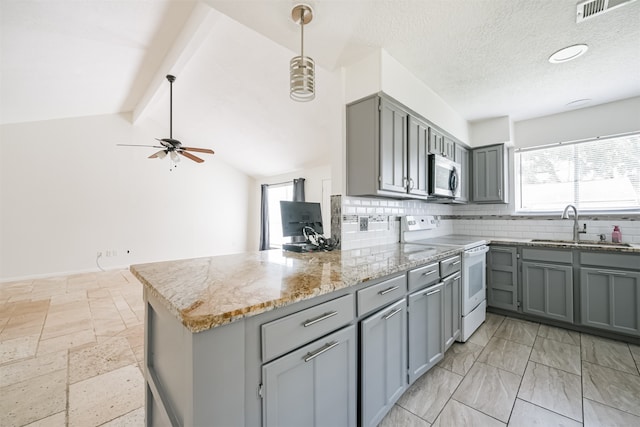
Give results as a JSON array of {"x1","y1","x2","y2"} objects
[
  {"x1": 131, "y1": 243, "x2": 460, "y2": 333},
  {"x1": 487, "y1": 237, "x2": 640, "y2": 253}
]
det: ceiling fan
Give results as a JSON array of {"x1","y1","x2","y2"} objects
[{"x1": 118, "y1": 74, "x2": 214, "y2": 165}]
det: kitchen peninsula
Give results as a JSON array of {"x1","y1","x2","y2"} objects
[{"x1": 131, "y1": 243, "x2": 460, "y2": 427}]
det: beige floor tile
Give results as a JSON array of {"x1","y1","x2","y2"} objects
[
  {"x1": 581, "y1": 334, "x2": 638, "y2": 375},
  {"x1": 508, "y1": 399, "x2": 581, "y2": 427},
  {"x1": 24, "y1": 411, "x2": 66, "y2": 426},
  {"x1": 493, "y1": 317, "x2": 539, "y2": 346},
  {"x1": 37, "y1": 328, "x2": 96, "y2": 355},
  {"x1": 530, "y1": 336, "x2": 581, "y2": 375},
  {"x1": 582, "y1": 361, "x2": 640, "y2": 417},
  {"x1": 476, "y1": 336, "x2": 532, "y2": 375},
  {"x1": 397, "y1": 366, "x2": 463, "y2": 423},
  {"x1": 379, "y1": 405, "x2": 430, "y2": 427},
  {"x1": 518, "y1": 361, "x2": 583, "y2": 422},
  {"x1": 0, "y1": 334, "x2": 39, "y2": 364},
  {"x1": 0, "y1": 349, "x2": 67, "y2": 387},
  {"x1": 583, "y1": 398, "x2": 640, "y2": 427},
  {"x1": 0, "y1": 316, "x2": 45, "y2": 340},
  {"x1": 93, "y1": 318, "x2": 127, "y2": 337},
  {"x1": 41, "y1": 315, "x2": 93, "y2": 340},
  {"x1": 69, "y1": 364, "x2": 144, "y2": 427},
  {"x1": 0, "y1": 368, "x2": 67, "y2": 426},
  {"x1": 537, "y1": 324, "x2": 581, "y2": 346},
  {"x1": 467, "y1": 313, "x2": 505, "y2": 347},
  {"x1": 453, "y1": 362, "x2": 521, "y2": 423},
  {"x1": 69, "y1": 336, "x2": 137, "y2": 384},
  {"x1": 437, "y1": 341, "x2": 484, "y2": 376},
  {"x1": 433, "y1": 399, "x2": 505, "y2": 427}
]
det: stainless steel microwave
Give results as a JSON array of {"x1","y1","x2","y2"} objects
[{"x1": 428, "y1": 154, "x2": 461, "y2": 198}]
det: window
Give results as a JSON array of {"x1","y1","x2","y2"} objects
[
  {"x1": 267, "y1": 183, "x2": 294, "y2": 247},
  {"x1": 515, "y1": 133, "x2": 640, "y2": 212}
]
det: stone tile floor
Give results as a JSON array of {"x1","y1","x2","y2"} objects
[
  {"x1": 381, "y1": 313, "x2": 640, "y2": 427},
  {"x1": 1, "y1": 270, "x2": 639, "y2": 426}
]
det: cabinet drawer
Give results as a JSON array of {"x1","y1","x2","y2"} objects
[
  {"x1": 357, "y1": 274, "x2": 407, "y2": 316},
  {"x1": 440, "y1": 255, "x2": 462, "y2": 277},
  {"x1": 408, "y1": 262, "x2": 440, "y2": 292},
  {"x1": 522, "y1": 248, "x2": 572, "y2": 263},
  {"x1": 580, "y1": 252, "x2": 640, "y2": 270},
  {"x1": 261, "y1": 294, "x2": 355, "y2": 363}
]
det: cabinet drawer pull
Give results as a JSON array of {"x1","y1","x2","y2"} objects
[
  {"x1": 378, "y1": 286, "x2": 400, "y2": 296},
  {"x1": 383, "y1": 307, "x2": 403, "y2": 320},
  {"x1": 303, "y1": 311, "x2": 338, "y2": 327},
  {"x1": 422, "y1": 270, "x2": 437, "y2": 277},
  {"x1": 444, "y1": 274, "x2": 461, "y2": 282},
  {"x1": 442, "y1": 256, "x2": 460, "y2": 264},
  {"x1": 451, "y1": 260, "x2": 461, "y2": 266},
  {"x1": 424, "y1": 289, "x2": 441, "y2": 296},
  {"x1": 304, "y1": 341, "x2": 339, "y2": 362},
  {"x1": 596, "y1": 269, "x2": 627, "y2": 276}
]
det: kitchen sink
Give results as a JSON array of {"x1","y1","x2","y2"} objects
[{"x1": 530, "y1": 239, "x2": 632, "y2": 247}]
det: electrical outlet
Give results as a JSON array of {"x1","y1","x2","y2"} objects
[{"x1": 359, "y1": 216, "x2": 369, "y2": 232}]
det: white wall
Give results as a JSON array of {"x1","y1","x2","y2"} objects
[
  {"x1": 513, "y1": 96, "x2": 640, "y2": 148},
  {"x1": 0, "y1": 113, "x2": 255, "y2": 281},
  {"x1": 469, "y1": 116, "x2": 513, "y2": 147}
]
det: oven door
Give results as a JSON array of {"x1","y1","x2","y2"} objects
[{"x1": 462, "y1": 246, "x2": 489, "y2": 315}]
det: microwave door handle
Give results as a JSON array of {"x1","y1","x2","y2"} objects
[{"x1": 449, "y1": 168, "x2": 459, "y2": 194}]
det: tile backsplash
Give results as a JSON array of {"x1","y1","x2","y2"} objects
[{"x1": 332, "y1": 195, "x2": 639, "y2": 250}]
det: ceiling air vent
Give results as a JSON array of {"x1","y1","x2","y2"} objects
[{"x1": 577, "y1": 0, "x2": 637, "y2": 22}]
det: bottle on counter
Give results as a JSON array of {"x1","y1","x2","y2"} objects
[{"x1": 612, "y1": 226, "x2": 622, "y2": 243}]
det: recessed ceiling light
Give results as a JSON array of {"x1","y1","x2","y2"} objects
[
  {"x1": 548, "y1": 44, "x2": 589, "y2": 63},
  {"x1": 566, "y1": 99, "x2": 591, "y2": 108}
]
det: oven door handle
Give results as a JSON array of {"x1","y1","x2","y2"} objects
[{"x1": 465, "y1": 246, "x2": 489, "y2": 257}]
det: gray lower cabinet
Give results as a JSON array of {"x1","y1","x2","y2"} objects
[
  {"x1": 443, "y1": 274, "x2": 461, "y2": 349},
  {"x1": 407, "y1": 283, "x2": 444, "y2": 385},
  {"x1": 262, "y1": 325, "x2": 357, "y2": 427},
  {"x1": 580, "y1": 267, "x2": 640, "y2": 336},
  {"x1": 521, "y1": 261, "x2": 573, "y2": 323},
  {"x1": 487, "y1": 246, "x2": 519, "y2": 311},
  {"x1": 361, "y1": 298, "x2": 407, "y2": 427}
]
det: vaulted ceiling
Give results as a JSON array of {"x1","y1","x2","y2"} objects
[{"x1": 2, "y1": 0, "x2": 639, "y2": 177}]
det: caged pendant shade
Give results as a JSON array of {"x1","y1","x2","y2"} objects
[{"x1": 290, "y1": 4, "x2": 315, "y2": 102}]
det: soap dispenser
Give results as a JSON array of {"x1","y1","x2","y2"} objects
[{"x1": 612, "y1": 226, "x2": 622, "y2": 243}]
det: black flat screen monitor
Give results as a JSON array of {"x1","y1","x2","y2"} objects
[{"x1": 280, "y1": 201, "x2": 324, "y2": 237}]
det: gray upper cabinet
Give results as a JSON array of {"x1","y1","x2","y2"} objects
[
  {"x1": 521, "y1": 261, "x2": 573, "y2": 323},
  {"x1": 472, "y1": 144, "x2": 508, "y2": 203},
  {"x1": 407, "y1": 282, "x2": 444, "y2": 384},
  {"x1": 443, "y1": 273, "x2": 461, "y2": 349},
  {"x1": 428, "y1": 129, "x2": 455, "y2": 159},
  {"x1": 487, "y1": 246, "x2": 519, "y2": 312},
  {"x1": 361, "y1": 298, "x2": 407, "y2": 427},
  {"x1": 453, "y1": 143, "x2": 469, "y2": 203},
  {"x1": 379, "y1": 99, "x2": 409, "y2": 194},
  {"x1": 407, "y1": 116, "x2": 430, "y2": 198},
  {"x1": 262, "y1": 325, "x2": 357, "y2": 427},
  {"x1": 580, "y1": 251, "x2": 640, "y2": 337}
]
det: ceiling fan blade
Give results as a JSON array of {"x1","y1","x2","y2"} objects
[
  {"x1": 149, "y1": 150, "x2": 167, "y2": 159},
  {"x1": 181, "y1": 147, "x2": 215, "y2": 155},
  {"x1": 179, "y1": 151, "x2": 205, "y2": 163},
  {"x1": 117, "y1": 144, "x2": 164, "y2": 148}
]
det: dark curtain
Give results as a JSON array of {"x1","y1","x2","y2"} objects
[
  {"x1": 293, "y1": 178, "x2": 305, "y2": 202},
  {"x1": 292, "y1": 178, "x2": 306, "y2": 242},
  {"x1": 259, "y1": 184, "x2": 270, "y2": 250}
]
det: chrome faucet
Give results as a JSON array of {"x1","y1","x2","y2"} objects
[{"x1": 561, "y1": 204, "x2": 587, "y2": 243}]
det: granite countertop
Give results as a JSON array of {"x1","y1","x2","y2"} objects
[
  {"x1": 487, "y1": 237, "x2": 640, "y2": 253},
  {"x1": 131, "y1": 243, "x2": 460, "y2": 333},
  {"x1": 131, "y1": 237, "x2": 639, "y2": 334}
]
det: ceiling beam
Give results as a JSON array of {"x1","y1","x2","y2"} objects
[{"x1": 132, "y1": 1, "x2": 220, "y2": 124}]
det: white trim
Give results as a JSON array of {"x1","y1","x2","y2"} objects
[{"x1": 0, "y1": 265, "x2": 131, "y2": 284}]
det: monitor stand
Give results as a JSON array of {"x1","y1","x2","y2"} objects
[{"x1": 282, "y1": 242, "x2": 318, "y2": 253}]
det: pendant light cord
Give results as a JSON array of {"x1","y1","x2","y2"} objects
[{"x1": 300, "y1": 9, "x2": 305, "y2": 58}]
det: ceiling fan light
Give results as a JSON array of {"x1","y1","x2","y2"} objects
[
  {"x1": 157, "y1": 150, "x2": 167, "y2": 159},
  {"x1": 170, "y1": 151, "x2": 180, "y2": 162}
]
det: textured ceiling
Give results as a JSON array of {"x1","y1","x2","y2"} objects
[{"x1": 1, "y1": 0, "x2": 639, "y2": 177}]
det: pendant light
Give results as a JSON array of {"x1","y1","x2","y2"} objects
[{"x1": 290, "y1": 4, "x2": 315, "y2": 102}]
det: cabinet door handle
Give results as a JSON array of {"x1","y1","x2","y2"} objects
[
  {"x1": 304, "y1": 341, "x2": 339, "y2": 362},
  {"x1": 422, "y1": 270, "x2": 437, "y2": 277},
  {"x1": 408, "y1": 178, "x2": 415, "y2": 190},
  {"x1": 596, "y1": 269, "x2": 627, "y2": 276},
  {"x1": 378, "y1": 286, "x2": 400, "y2": 296},
  {"x1": 424, "y1": 288, "x2": 441, "y2": 296},
  {"x1": 303, "y1": 311, "x2": 338, "y2": 327},
  {"x1": 383, "y1": 307, "x2": 403, "y2": 320}
]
